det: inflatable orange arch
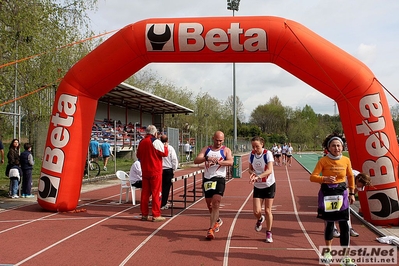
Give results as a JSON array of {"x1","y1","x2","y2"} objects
[{"x1": 38, "y1": 16, "x2": 399, "y2": 226}]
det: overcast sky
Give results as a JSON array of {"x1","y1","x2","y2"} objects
[{"x1": 87, "y1": 0, "x2": 399, "y2": 121}]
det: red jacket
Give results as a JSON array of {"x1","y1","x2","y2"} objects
[{"x1": 137, "y1": 134, "x2": 168, "y2": 177}]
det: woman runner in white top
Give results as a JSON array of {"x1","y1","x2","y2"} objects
[{"x1": 248, "y1": 136, "x2": 276, "y2": 243}]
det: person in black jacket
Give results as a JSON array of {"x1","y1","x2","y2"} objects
[
  {"x1": 6, "y1": 138, "x2": 20, "y2": 178},
  {"x1": 20, "y1": 143, "x2": 35, "y2": 198}
]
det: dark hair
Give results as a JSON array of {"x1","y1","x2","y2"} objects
[
  {"x1": 160, "y1": 135, "x2": 168, "y2": 143},
  {"x1": 9, "y1": 138, "x2": 20, "y2": 150},
  {"x1": 251, "y1": 136, "x2": 265, "y2": 145},
  {"x1": 24, "y1": 143, "x2": 32, "y2": 150},
  {"x1": 322, "y1": 133, "x2": 343, "y2": 150}
]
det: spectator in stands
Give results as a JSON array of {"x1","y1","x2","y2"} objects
[
  {"x1": 160, "y1": 134, "x2": 179, "y2": 210},
  {"x1": 101, "y1": 139, "x2": 112, "y2": 171},
  {"x1": 194, "y1": 131, "x2": 233, "y2": 240},
  {"x1": 89, "y1": 136, "x2": 100, "y2": 162},
  {"x1": 129, "y1": 159, "x2": 142, "y2": 188},
  {"x1": 137, "y1": 125, "x2": 169, "y2": 222}
]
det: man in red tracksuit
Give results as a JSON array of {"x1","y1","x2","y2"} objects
[{"x1": 137, "y1": 125, "x2": 168, "y2": 222}]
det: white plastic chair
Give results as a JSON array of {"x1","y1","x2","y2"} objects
[{"x1": 115, "y1": 170, "x2": 138, "y2": 205}]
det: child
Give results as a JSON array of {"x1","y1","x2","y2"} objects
[
  {"x1": 248, "y1": 136, "x2": 276, "y2": 243},
  {"x1": 20, "y1": 143, "x2": 35, "y2": 198},
  {"x1": 8, "y1": 159, "x2": 22, "y2": 199},
  {"x1": 333, "y1": 170, "x2": 371, "y2": 237}
]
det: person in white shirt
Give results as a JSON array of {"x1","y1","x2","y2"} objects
[
  {"x1": 160, "y1": 135, "x2": 178, "y2": 209},
  {"x1": 248, "y1": 136, "x2": 276, "y2": 243},
  {"x1": 129, "y1": 160, "x2": 142, "y2": 188},
  {"x1": 184, "y1": 141, "x2": 191, "y2": 161}
]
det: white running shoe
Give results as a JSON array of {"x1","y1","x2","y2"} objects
[
  {"x1": 350, "y1": 228, "x2": 359, "y2": 237},
  {"x1": 266, "y1": 231, "x2": 273, "y2": 243},
  {"x1": 255, "y1": 215, "x2": 265, "y2": 232},
  {"x1": 333, "y1": 228, "x2": 340, "y2": 238}
]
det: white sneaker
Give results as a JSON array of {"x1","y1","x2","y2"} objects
[
  {"x1": 333, "y1": 228, "x2": 340, "y2": 238},
  {"x1": 266, "y1": 231, "x2": 273, "y2": 243},
  {"x1": 350, "y1": 228, "x2": 359, "y2": 237},
  {"x1": 255, "y1": 215, "x2": 265, "y2": 232},
  {"x1": 11, "y1": 195, "x2": 19, "y2": 199},
  {"x1": 103, "y1": 166, "x2": 107, "y2": 171}
]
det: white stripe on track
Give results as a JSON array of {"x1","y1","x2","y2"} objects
[
  {"x1": 223, "y1": 190, "x2": 253, "y2": 266},
  {"x1": 283, "y1": 166, "x2": 322, "y2": 258},
  {"x1": 15, "y1": 205, "x2": 136, "y2": 266}
]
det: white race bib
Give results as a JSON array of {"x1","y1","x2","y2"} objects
[{"x1": 323, "y1": 195, "x2": 343, "y2": 212}]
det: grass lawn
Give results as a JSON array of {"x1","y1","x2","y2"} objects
[{"x1": 0, "y1": 153, "x2": 135, "y2": 197}]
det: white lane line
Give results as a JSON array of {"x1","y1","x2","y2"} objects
[
  {"x1": 119, "y1": 196, "x2": 205, "y2": 266},
  {"x1": 229, "y1": 246, "x2": 314, "y2": 251},
  {"x1": 15, "y1": 205, "x2": 136, "y2": 266},
  {"x1": 223, "y1": 190, "x2": 253, "y2": 266},
  {"x1": 284, "y1": 167, "x2": 322, "y2": 258}
]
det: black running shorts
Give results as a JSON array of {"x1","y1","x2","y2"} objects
[
  {"x1": 203, "y1": 176, "x2": 226, "y2": 198},
  {"x1": 253, "y1": 183, "x2": 276, "y2": 199}
]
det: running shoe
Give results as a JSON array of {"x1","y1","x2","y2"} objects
[
  {"x1": 265, "y1": 231, "x2": 273, "y2": 243},
  {"x1": 11, "y1": 195, "x2": 19, "y2": 199},
  {"x1": 322, "y1": 251, "x2": 332, "y2": 264},
  {"x1": 350, "y1": 228, "x2": 359, "y2": 237},
  {"x1": 206, "y1": 228, "x2": 215, "y2": 240},
  {"x1": 255, "y1": 215, "x2": 265, "y2": 232},
  {"x1": 25, "y1": 194, "x2": 35, "y2": 198},
  {"x1": 141, "y1": 215, "x2": 148, "y2": 221},
  {"x1": 214, "y1": 218, "x2": 223, "y2": 233},
  {"x1": 333, "y1": 228, "x2": 340, "y2": 238},
  {"x1": 160, "y1": 205, "x2": 168, "y2": 210}
]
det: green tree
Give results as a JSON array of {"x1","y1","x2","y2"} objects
[
  {"x1": 0, "y1": 0, "x2": 99, "y2": 139},
  {"x1": 249, "y1": 96, "x2": 285, "y2": 134}
]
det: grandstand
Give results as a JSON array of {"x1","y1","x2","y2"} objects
[{"x1": 92, "y1": 82, "x2": 193, "y2": 153}]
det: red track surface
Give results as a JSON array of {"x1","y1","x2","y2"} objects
[{"x1": 0, "y1": 155, "x2": 396, "y2": 266}]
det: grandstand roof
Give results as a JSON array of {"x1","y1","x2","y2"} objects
[{"x1": 99, "y1": 83, "x2": 194, "y2": 115}]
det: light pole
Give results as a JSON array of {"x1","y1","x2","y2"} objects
[
  {"x1": 14, "y1": 37, "x2": 19, "y2": 139},
  {"x1": 227, "y1": 0, "x2": 240, "y2": 152}
]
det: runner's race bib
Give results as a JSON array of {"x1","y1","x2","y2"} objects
[
  {"x1": 323, "y1": 195, "x2": 343, "y2": 212},
  {"x1": 204, "y1": 181, "x2": 217, "y2": 191}
]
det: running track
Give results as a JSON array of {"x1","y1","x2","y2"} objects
[{"x1": 0, "y1": 155, "x2": 396, "y2": 266}]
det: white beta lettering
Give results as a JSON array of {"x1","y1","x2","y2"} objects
[
  {"x1": 356, "y1": 93, "x2": 394, "y2": 185},
  {"x1": 363, "y1": 157, "x2": 395, "y2": 185},
  {"x1": 42, "y1": 94, "x2": 77, "y2": 174},
  {"x1": 179, "y1": 22, "x2": 267, "y2": 52}
]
